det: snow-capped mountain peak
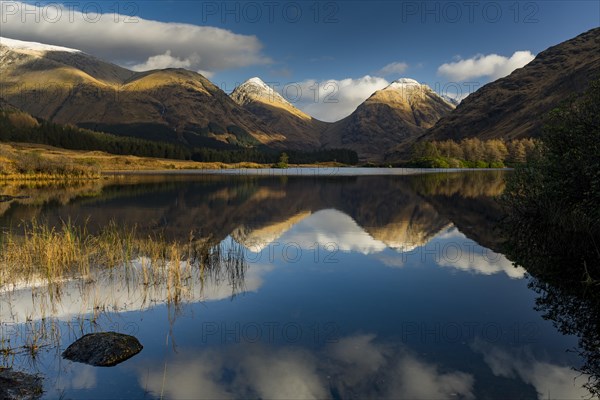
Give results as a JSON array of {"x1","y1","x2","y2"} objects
[
  {"x1": 0, "y1": 37, "x2": 80, "y2": 53},
  {"x1": 246, "y1": 76, "x2": 271, "y2": 89},
  {"x1": 231, "y1": 77, "x2": 293, "y2": 107},
  {"x1": 391, "y1": 78, "x2": 420, "y2": 86},
  {"x1": 385, "y1": 78, "x2": 421, "y2": 89},
  {"x1": 377, "y1": 78, "x2": 457, "y2": 108}
]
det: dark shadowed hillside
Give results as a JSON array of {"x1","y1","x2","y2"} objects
[{"x1": 424, "y1": 27, "x2": 600, "y2": 142}]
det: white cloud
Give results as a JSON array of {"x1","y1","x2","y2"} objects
[
  {"x1": 1, "y1": 255, "x2": 273, "y2": 323},
  {"x1": 437, "y1": 245, "x2": 526, "y2": 279},
  {"x1": 328, "y1": 335, "x2": 475, "y2": 399},
  {"x1": 62, "y1": 365, "x2": 97, "y2": 391},
  {"x1": 278, "y1": 209, "x2": 387, "y2": 255},
  {"x1": 329, "y1": 334, "x2": 389, "y2": 372},
  {"x1": 377, "y1": 61, "x2": 409, "y2": 76},
  {"x1": 389, "y1": 353, "x2": 475, "y2": 399},
  {"x1": 140, "y1": 344, "x2": 328, "y2": 399},
  {"x1": 472, "y1": 340, "x2": 594, "y2": 400},
  {"x1": 433, "y1": 228, "x2": 526, "y2": 279},
  {"x1": 237, "y1": 346, "x2": 328, "y2": 399},
  {"x1": 292, "y1": 76, "x2": 390, "y2": 122},
  {"x1": 141, "y1": 349, "x2": 234, "y2": 399},
  {"x1": 0, "y1": 1, "x2": 270, "y2": 75},
  {"x1": 437, "y1": 51, "x2": 535, "y2": 81},
  {"x1": 374, "y1": 253, "x2": 406, "y2": 268},
  {"x1": 197, "y1": 70, "x2": 216, "y2": 79},
  {"x1": 138, "y1": 334, "x2": 475, "y2": 399},
  {"x1": 131, "y1": 51, "x2": 194, "y2": 71}
]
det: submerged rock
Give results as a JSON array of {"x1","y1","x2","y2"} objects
[
  {"x1": 0, "y1": 368, "x2": 43, "y2": 400},
  {"x1": 62, "y1": 332, "x2": 143, "y2": 367}
]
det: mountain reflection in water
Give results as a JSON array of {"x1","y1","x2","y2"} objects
[{"x1": 0, "y1": 170, "x2": 596, "y2": 399}]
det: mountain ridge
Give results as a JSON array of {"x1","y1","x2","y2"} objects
[
  {"x1": 0, "y1": 37, "x2": 285, "y2": 149},
  {"x1": 422, "y1": 27, "x2": 600, "y2": 143},
  {"x1": 0, "y1": 36, "x2": 458, "y2": 159},
  {"x1": 3, "y1": 28, "x2": 598, "y2": 162},
  {"x1": 322, "y1": 78, "x2": 455, "y2": 161},
  {"x1": 230, "y1": 77, "x2": 328, "y2": 149}
]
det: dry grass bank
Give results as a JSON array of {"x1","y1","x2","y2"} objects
[
  {"x1": 0, "y1": 143, "x2": 100, "y2": 180},
  {"x1": 0, "y1": 143, "x2": 274, "y2": 180}
]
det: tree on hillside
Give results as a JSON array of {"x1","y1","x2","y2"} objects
[
  {"x1": 462, "y1": 138, "x2": 485, "y2": 162},
  {"x1": 412, "y1": 141, "x2": 441, "y2": 159},
  {"x1": 484, "y1": 139, "x2": 508, "y2": 164},
  {"x1": 276, "y1": 152, "x2": 289, "y2": 168},
  {"x1": 438, "y1": 140, "x2": 463, "y2": 159},
  {"x1": 506, "y1": 140, "x2": 527, "y2": 163}
]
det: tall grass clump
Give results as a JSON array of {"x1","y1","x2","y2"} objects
[{"x1": 0, "y1": 219, "x2": 247, "y2": 302}]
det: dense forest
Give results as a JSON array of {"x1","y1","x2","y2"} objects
[
  {"x1": 0, "y1": 110, "x2": 358, "y2": 165},
  {"x1": 409, "y1": 137, "x2": 538, "y2": 168}
]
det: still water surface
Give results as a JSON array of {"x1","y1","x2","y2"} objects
[{"x1": 0, "y1": 170, "x2": 594, "y2": 399}]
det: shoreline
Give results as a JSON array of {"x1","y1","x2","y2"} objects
[
  {"x1": 0, "y1": 167, "x2": 511, "y2": 181},
  {"x1": 1, "y1": 143, "x2": 511, "y2": 180},
  {"x1": 101, "y1": 167, "x2": 511, "y2": 177}
]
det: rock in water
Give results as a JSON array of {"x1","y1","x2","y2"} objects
[
  {"x1": 0, "y1": 368, "x2": 43, "y2": 400},
  {"x1": 62, "y1": 332, "x2": 143, "y2": 367}
]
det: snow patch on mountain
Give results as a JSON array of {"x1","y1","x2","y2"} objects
[
  {"x1": 441, "y1": 94, "x2": 461, "y2": 106},
  {"x1": 380, "y1": 78, "x2": 458, "y2": 108},
  {"x1": 232, "y1": 77, "x2": 294, "y2": 107},
  {"x1": 384, "y1": 78, "x2": 423, "y2": 91},
  {"x1": 0, "y1": 37, "x2": 80, "y2": 53},
  {"x1": 390, "y1": 78, "x2": 420, "y2": 86}
]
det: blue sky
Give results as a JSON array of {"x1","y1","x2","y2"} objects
[
  {"x1": 149, "y1": 1, "x2": 598, "y2": 81},
  {"x1": 1, "y1": 0, "x2": 598, "y2": 121}
]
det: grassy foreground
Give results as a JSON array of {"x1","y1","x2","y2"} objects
[
  {"x1": 0, "y1": 143, "x2": 99, "y2": 180},
  {"x1": 0, "y1": 143, "x2": 272, "y2": 180}
]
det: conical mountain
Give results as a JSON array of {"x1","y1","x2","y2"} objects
[
  {"x1": 322, "y1": 78, "x2": 455, "y2": 161},
  {"x1": 230, "y1": 77, "x2": 328, "y2": 149},
  {"x1": 0, "y1": 37, "x2": 284, "y2": 148}
]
